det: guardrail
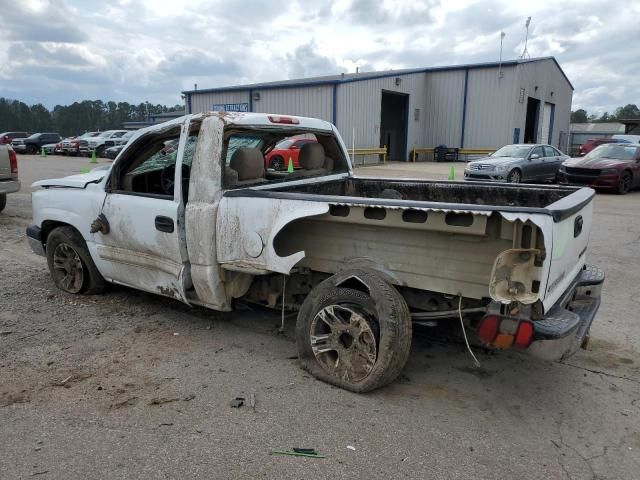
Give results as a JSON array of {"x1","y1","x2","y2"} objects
[
  {"x1": 411, "y1": 147, "x2": 495, "y2": 162},
  {"x1": 348, "y1": 146, "x2": 387, "y2": 165}
]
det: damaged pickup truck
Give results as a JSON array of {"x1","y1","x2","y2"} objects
[{"x1": 27, "y1": 112, "x2": 604, "y2": 392}]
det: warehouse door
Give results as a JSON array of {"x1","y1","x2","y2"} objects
[
  {"x1": 380, "y1": 91, "x2": 409, "y2": 161},
  {"x1": 540, "y1": 102, "x2": 554, "y2": 144},
  {"x1": 524, "y1": 97, "x2": 540, "y2": 143}
]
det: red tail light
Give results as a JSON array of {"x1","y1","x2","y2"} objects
[
  {"x1": 477, "y1": 315, "x2": 500, "y2": 343},
  {"x1": 9, "y1": 149, "x2": 18, "y2": 174},
  {"x1": 268, "y1": 115, "x2": 299, "y2": 125},
  {"x1": 514, "y1": 321, "x2": 534, "y2": 349}
]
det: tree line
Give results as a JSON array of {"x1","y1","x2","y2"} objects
[
  {"x1": 571, "y1": 104, "x2": 640, "y2": 123},
  {"x1": 0, "y1": 98, "x2": 184, "y2": 137}
]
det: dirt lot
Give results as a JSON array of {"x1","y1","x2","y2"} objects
[{"x1": 1, "y1": 155, "x2": 639, "y2": 479}]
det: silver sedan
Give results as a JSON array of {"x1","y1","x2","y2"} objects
[{"x1": 463, "y1": 144, "x2": 569, "y2": 183}]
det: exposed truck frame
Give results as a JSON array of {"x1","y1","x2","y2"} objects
[{"x1": 27, "y1": 112, "x2": 604, "y2": 392}]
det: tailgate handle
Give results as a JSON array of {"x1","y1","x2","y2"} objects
[
  {"x1": 574, "y1": 215, "x2": 583, "y2": 238},
  {"x1": 155, "y1": 216, "x2": 174, "y2": 233}
]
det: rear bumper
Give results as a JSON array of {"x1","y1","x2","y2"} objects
[
  {"x1": 0, "y1": 178, "x2": 21, "y2": 194},
  {"x1": 26, "y1": 224, "x2": 45, "y2": 256},
  {"x1": 527, "y1": 264, "x2": 604, "y2": 361}
]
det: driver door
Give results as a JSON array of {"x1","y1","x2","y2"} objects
[
  {"x1": 93, "y1": 120, "x2": 191, "y2": 302},
  {"x1": 525, "y1": 146, "x2": 546, "y2": 181}
]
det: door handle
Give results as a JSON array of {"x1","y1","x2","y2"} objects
[{"x1": 155, "y1": 216, "x2": 174, "y2": 233}]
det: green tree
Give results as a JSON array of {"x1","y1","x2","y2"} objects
[
  {"x1": 614, "y1": 104, "x2": 640, "y2": 120},
  {"x1": 571, "y1": 109, "x2": 588, "y2": 123}
]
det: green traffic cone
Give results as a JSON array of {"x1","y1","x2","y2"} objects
[
  {"x1": 287, "y1": 157, "x2": 294, "y2": 173},
  {"x1": 80, "y1": 166, "x2": 90, "y2": 173},
  {"x1": 40, "y1": 146, "x2": 46, "y2": 157},
  {"x1": 448, "y1": 165, "x2": 455, "y2": 180},
  {"x1": 90, "y1": 150, "x2": 97, "y2": 164}
]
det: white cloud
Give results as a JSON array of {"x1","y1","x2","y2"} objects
[{"x1": 0, "y1": 0, "x2": 637, "y2": 115}]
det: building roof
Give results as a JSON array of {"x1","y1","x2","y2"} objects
[
  {"x1": 570, "y1": 123, "x2": 625, "y2": 134},
  {"x1": 183, "y1": 56, "x2": 573, "y2": 95}
]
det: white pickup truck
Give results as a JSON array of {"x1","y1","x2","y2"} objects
[
  {"x1": 0, "y1": 144, "x2": 20, "y2": 212},
  {"x1": 27, "y1": 112, "x2": 604, "y2": 392}
]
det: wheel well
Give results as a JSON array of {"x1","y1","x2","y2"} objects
[
  {"x1": 335, "y1": 275, "x2": 371, "y2": 295},
  {"x1": 41, "y1": 221, "x2": 76, "y2": 246}
]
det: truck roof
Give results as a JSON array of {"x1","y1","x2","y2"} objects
[{"x1": 192, "y1": 111, "x2": 335, "y2": 132}]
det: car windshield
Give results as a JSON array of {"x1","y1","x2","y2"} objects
[
  {"x1": 490, "y1": 145, "x2": 532, "y2": 158},
  {"x1": 585, "y1": 145, "x2": 639, "y2": 161}
]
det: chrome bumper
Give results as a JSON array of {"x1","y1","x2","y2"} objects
[{"x1": 0, "y1": 179, "x2": 20, "y2": 194}]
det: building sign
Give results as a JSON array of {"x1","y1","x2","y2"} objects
[{"x1": 213, "y1": 103, "x2": 249, "y2": 112}]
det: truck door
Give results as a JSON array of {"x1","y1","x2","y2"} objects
[{"x1": 93, "y1": 119, "x2": 193, "y2": 302}]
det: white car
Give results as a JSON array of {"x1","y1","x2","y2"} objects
[{"x1": 85, "y1": 130, "x2": 129, "y2": 157}]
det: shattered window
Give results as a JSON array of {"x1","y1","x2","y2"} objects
[{"x1": 225, "y1": 135, "x2": 262, "y2": 164}]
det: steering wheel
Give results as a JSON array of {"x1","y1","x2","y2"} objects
[{"x1": 160, "y1": 164, "x2": 190, "y2": 196}]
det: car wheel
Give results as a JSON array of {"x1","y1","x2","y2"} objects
[
  {"x1": 617, "y1": 171, "x2": 632, "y2": 195},
  {"x1": 270, "y1": 155, "x2": 285, "y2": 171},
  {"x1": 296, "y1": 269, "x2": 412, "y2": 392},
  {"x1": 0, "y1": 194, "x2": 6, "y2": 213},
  {"x1": 507, "y1": 169, "x2": 522, "y2": 183},
  {"x1": 46, "y1": 226, "x2": 107, "y2": 294},
  {"x1": 27, "y1": 145, "x2": 37, "y2": 154}
]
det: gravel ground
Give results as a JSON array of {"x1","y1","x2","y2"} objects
[{"x1": 1, "y1": 155, "x2": 639, "y2": 479}]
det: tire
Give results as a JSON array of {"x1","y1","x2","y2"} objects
[
  {"x1": 0, "y1": 194, "x2": 6, "y2": 213},
  {"x1": 27, "y1": 145, "x2": 38, "y2": 155},
  {"x1": 46, "y1": 226, "x2": 107, "y2": 294},
  {"x1": 270, "y1": 155, "x2": 285, "y2": 171},
  {"x1": 507, "y1": 169, "x2": 522, "y2": 183},
  {"x1": 617, "y1": 171, "x2": 632, "y2": 195},
  {"x1": 296, "y1": 269, "x2": 412, "y2": 392}
]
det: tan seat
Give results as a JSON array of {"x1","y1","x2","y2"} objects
[
  {"x1": 228, "y1": 147, "x2": 266, "y2": 186},
  {"x1": 299, "y1": 143, "x2": 329, "y2": 176}
]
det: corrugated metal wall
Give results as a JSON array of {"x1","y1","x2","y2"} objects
[
  {"x1": 463, "y1": 65, "x2": 519, "y2": 148},
  {"x1": 513, "y1": 60, "x2": 573, "y2": 151},
  {"x1": 189, "y1": 91, "x2": 250, "y2": 114},
  {"x1": 251, "y1": 86, "x2": 333, "y2": 121},
  {"x1": 423, "y1": 70, "x2": 466, "y2": 148},
  {"x1": 336, "y1": 73, "x2": 427, "y2": 160}
]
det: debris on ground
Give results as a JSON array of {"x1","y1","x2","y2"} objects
[
  {"x1": 346, "y1": 445, "x2": 356, "y2": 451},
  {"x1": 230, "y1": 397, "x2": 245, "y2": 408},
  {"x1": 271, "y1": 448, "x2": 325, "y2": 458}
]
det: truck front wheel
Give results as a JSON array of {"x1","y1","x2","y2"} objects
[
  {"x1": 46, "y1": 226, "x2": 107, "y2": 294},
  {"x1": 296, "y1": 270, "x2": 412, "y2": 392}
]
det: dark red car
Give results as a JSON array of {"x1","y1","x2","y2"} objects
[
  {"x1": 265, "y1": 137, "x2": 316, "y2": 170},
  {"x1": 0, "y1": 132, "x2": 29, "y2": 145},
  {"x1": 558, "y1": 143, "x2": 640, "y2": 194},
  {"x1": 577, "y1": 137, "x2": 628, "y2": 156}
]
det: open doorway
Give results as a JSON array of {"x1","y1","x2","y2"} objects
[
  {"x1": 524, "y1": 97, "x2": 540, "y2": 143},
  {"x1": 380, "y1": 91, "x2": 409, "y2": 161}
]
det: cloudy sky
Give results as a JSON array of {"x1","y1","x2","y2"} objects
[{"x1": 0, "y1": 0, "x2": 637, "y2": 115}]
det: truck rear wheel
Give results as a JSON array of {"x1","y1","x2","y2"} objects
[
  {"x1": 46, "y1": 226, "x2": 107, "y2": 294},
  {"x1": 296, "y1": 270, "x2": 412, "y2": 392}
]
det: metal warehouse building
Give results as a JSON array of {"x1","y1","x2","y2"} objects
[{"x1": 182, "y1": 56, "x2": 573, "y2": 162}]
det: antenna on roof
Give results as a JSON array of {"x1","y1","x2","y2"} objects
[
  {"x1": 356, "y1": 66, "x2": 359, "y2": 74},
  {"x1": 519, "y1": 17, "x2": 531, "y2": 59},
  {"x1": 498, "y1": 31, "x2": 506, "y2": 80}
]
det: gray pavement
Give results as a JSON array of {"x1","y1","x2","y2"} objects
[{"x1": 1, "y1": 155, "x2": 638, "y2": 479}]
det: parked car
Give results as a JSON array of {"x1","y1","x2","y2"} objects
[
  {"x1": 265, "y1": 136, "x2": 317, "y2": 170},
  {"x1": 27, "y1": 112, "x2": 603, "y2": 393},
  {"x1": 464, "y1": 144, "x2": 569, "y2": 183},
  {"x1": 105, "y1": 144, "x2": 125, "y2": 160},
  {"x1": 0, "y1": 132, "x2": 29, "y2": 145},
  {"x1": 62, "y1": 132, "x2": 101, "y2": 155},
  {"x1": 577, "y1": 138, "x2": 628, "y2": 156},
  {"x1": 558, "y1": 143, "x2": 640, "y2": 194},
  {"x1": 85, "y1": 130, "x2": 128, "y2": 157},
  {"x1": 42, "y1": 143, "x2": 60, "y2": 154},
  {"x1": 12, "y1": 133, "x2": 62, "y2": 154},
  {"x1": 0, "y1": 144, "x2": 19, "y2": 212}
]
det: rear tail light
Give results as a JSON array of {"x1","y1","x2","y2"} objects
[
  {"x1": 9, "y1": 149, "x2": 18, "y2": 174},
  {"x1": 514, "y1": 321, "x2": 534, "y2": 349},
  {"x1": 477, "y1": 315, "x2": 500, "y2": 343},
  {"x1": 268, "y1": 115, "x2": 299, "y2": 125},
  {"x1": 477, "y1": 315, "x2": 534, "y2": 349}
]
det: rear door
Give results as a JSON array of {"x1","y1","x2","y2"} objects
[
  {"x1": 542, "y1": 146, "x2": 562, "y2": 180},
  {"x1": 93, "y1": 119, "x2": 193, "y2": 301},
  {"x1": 525, "y1": 146, "x2": 546, "y2": 181}
]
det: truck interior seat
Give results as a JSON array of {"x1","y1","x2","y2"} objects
[
  {"x1": 229, "y1": 147, "x2": 267, "y2": 186},
  {"x1": 298, "y1": 143, "x2": 329, "y2": 176}
]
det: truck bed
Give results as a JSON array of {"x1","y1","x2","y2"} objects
[{"x1": 228, "y1": 177, "x2": 593, "y2": 222}]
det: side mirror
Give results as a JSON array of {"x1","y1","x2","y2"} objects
[{"x1": 530, "y1": 153, "x2": 540, "y2": 160}]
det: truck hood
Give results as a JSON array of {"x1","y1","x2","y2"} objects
[
  {"x1": 564, "y1": 157, "x2": 630, "y2": 169},
  {"x1": 32, "y1": 170, "x2": 106, "y2": 189}
]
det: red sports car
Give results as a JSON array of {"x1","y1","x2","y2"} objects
[
  {"x1": 265, "y1": 137, "x2": 316, "y2": 170},
  {"x1": 558, "y1": 143, "x2": 640, "y2": 194}
]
